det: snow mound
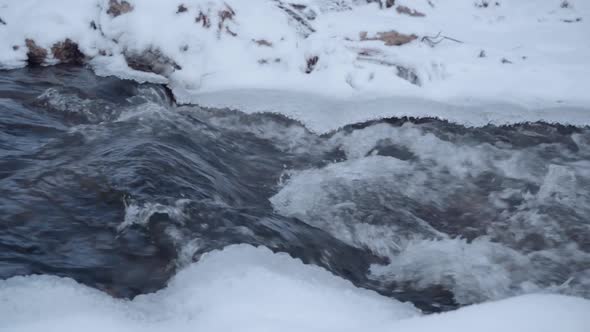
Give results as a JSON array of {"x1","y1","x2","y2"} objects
[
  {"x1": 0, "y1": 0, "x2": 589, "y2": 131},
  {"x1": 1, "y1": 244, "x2": 589, "y2": 332}
]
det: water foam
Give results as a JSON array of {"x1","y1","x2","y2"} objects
[{"x1": 271, "y1": 121, "x2": 590, "y2": 303}]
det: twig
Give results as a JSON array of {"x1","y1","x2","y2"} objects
[{"x1": 421, "y1": 31, "x2": 463, "y2": 47}]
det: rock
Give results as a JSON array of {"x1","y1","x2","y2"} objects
[
  {"x1": 107, "y1": 0, "x2": 133, "y2": 17},
  {"x1": 396, "y1": 5, "x2": 425, "y2": 17},
  {"x1": 125, "y1": 49, "x2": 181, "y2": 76},
  {"x1": 0, "y1": 17, "x2": 6, "y2": 25},
  {"x1": 25, "y1": 39, "x2": 48, "y2": 66},
  {"x1": 51, "y1": 39, "x2": 85, "y2": 65},
  {"x1": 360, "y1": 30, "x2": 417, "y2": 46}
]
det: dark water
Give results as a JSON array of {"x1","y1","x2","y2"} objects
[{"x1": 1, "y1": 66, "x2": 589, "y2": 312}]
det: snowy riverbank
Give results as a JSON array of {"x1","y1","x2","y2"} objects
[{"x1": 1, "y1": 0, "x2": 589, "y2": 132}]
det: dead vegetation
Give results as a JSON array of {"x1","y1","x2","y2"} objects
[
  {"x1": 25, "y1": 39, "x2": 48, "y2": 65},
  {"x1": 177, "y1": 4, "x2": 188, "y2": 14},
  {"x1": 305, "y1": 55, "x2": 319, "y2": 73},
  {"x1": 396, "y1": 6, "x2": 425, "y2": 17},
  {"x1": 253, "y1": 39, "x2": 273, "y2": 47},
  {"x1": 474, "y1": 1, "x2": 500, "y2": 8},
  {"x1": 218, "y1": 3, "x2": 236, "y2": 36},
  {"x1": 196, "y1": 11, "x2": 211, "y2": 28},
  {"x1": 421, "y1": 32, "x2": 463, "y2": 47},
  {"x1": 25, "y1": 38, "x2": 88, "y2": 66},
  {"x1": 107, "y1": 0, "x2": 133, "y2": 17},
  {"x1": 360, "y1": 30, "x2": 417, "y2": 46},
  {"x1": 374, "y1": 0, "x2": 395, "y2": 8},
  {"x1": 258, "y1": 58, "x2": 281, "y2": 64},
  {"x1": 51, "y1": 39, "x2": 85, "y2": 65},
  {"x1": 289, "y1": 3, "x2": 317, "y2": 20},
  {"x1": 562, "y1": 17, "x2": 582, "y2": 23},
  {"x1": 194, "y1": 3, "x2": 237, "y2": 37},
  {"x1": 275, "y1": 1, "x2": 315, "y2": 37}
]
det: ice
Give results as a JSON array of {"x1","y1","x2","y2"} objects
[
  {"x1": 1, "y1": 0, "x2": 589, "y2": 133},
  {"x1": 1, "y1": 244, "x2": 589, "y2": 332}
]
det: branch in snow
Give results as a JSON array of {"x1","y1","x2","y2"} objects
[
  {"x1": 274, "y1": 0, "x2": 316, "y2": 37},
  {"x1": 421, "y1": 32, "x2": 463, "y2": 47}
]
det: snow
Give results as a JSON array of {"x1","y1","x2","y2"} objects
[
  {"x1": 1, "y1": 244, "x2": 589, "y2": 332},
  {"x1": 1, "y1": 0, "x2": 590, "y2": 132}
]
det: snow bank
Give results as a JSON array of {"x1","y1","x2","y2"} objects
[
  {"x1": 0, "y1": 0, "x2": 589, "y2": 131},
  {"x1": 1, "y1": 244, "x2": 589, "y2": 332}
]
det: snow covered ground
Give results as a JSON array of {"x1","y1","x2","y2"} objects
[
  {"x1": 1, "y1": 245, "x2": 589, "y2": 332},
  {"x1": 1, "y1": 0, "x2": 589, "y2": 132}
]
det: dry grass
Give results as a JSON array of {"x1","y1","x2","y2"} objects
[
  {"x1": 51, "y1": 39, "x2": 84, "y2": 65},
  {"x1": 107, "y1": 0, "x2": 133, "y2": 17},
  {"x1": 360, "y1": 30, "x2": 417, "y2": 46},
  {"x1": 25, "y1": 39, "x2": 47, "y2": 65},
  {"x1": 396, "y1": 6, "x2": 425, "y2": 17}
]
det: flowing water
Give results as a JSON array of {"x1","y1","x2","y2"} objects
[{"x1": 1, "y1": 66, "x2": 589, "y2": 313}]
